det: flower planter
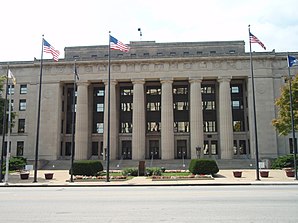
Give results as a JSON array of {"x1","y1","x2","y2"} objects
[
  {"x1": 260, "y1": 170, "x2": 269, "y2": 178},
  {"x1": 20, "y1": 172, "x2": 30, "y2": 180},
  {"x1": 233, "y1": 171, "x2": 242, "y2": 178},
  {"x1": 44, "y1": 173, "x2": 54, "y2": 180},
  {"x1": 285, "y1": 170, "x2": 295, "y2": 177}
]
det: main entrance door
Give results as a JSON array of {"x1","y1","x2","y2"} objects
[
  {"x1": 149, "y1": 140, "x2": 160, "y2": 159},
  {"x1": 176, "y1": 140, "x2": 187, "y2": 159},
  {"x1": 121, "y1": 140, "x2": 132, "y2": 160}
]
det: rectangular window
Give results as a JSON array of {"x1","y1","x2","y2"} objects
[
  {"x1": 120, "y1": 122, "x2": 132, "y2": 133},
  {"x1": 147, "y1": 122, "x2": 160, "y2": 132},
  {"x1": 174, "y1": 102, "x2": 188, "y2": 111},
  {"x1": 96, "y1": 123, "x2": 104, "y2": 133},
  {"x1": 147, "y1": 102, "x2": 160, "y2": 111},
  {"x1": 202, "y1": 86, "x2": 215, "y2": 94},
  {"x1": 121, "y1": 89, "x2": 133, "y2": 96},
  {"x1": 231, "y1": 86, "x2": 240, "y2": 93},
  {"x1": 173, "y1": 87, "x2": 188, "y2": 95},
  {"x1": 20, "y1": 85, "x2": 27, "y2": 94},
  {"x1": 174, "y1": 122, "x2": 189, "y2": 133},
  {"x1": 97, "y1": 103, "x2": 104, "y2": 112},
  {"x1": 18, "y1": 119, "x2": 25, "y2": 133},
  {"x1": 8, "y1": 85, "x2": 14, "y2": 95},
  {"x1": 19, "y1": 99, "x2": 26, "y2": 111},
  {"x1": 202, "y1": 101, "x2": 215, "y2": 110},
  {"x1": 17, "y1": 141, "x2": 24, "y2": 156},
  {"x1": 96, "y1": 89, "x2": 104, "y2": 96},
  {"x1": 92, "y1": 142, "x2": 98, "y2": 156},
  {"x1": 146, "y1": 88, "x2": 161, "y2": 95},
  {"x1": 232, "y1": 100, "x2": 240, "y2": 109},
  {"x1": 121, "y1": 102, "x2": 133, "y2": 111},
  {"x1": 233, "y1": 120, "x2": 243, "y2": 132},
  {"x1": 204, "y1": 121, "x2": 216, "y2": 132}
]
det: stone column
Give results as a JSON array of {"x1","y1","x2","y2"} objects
[
  {"x1": 132, "y1": 79, "x2": 146, "y2": 160},
  {"x1": 161, "y1": 78, "x2": 174, "y2": 159},
  {"x1": 75, "y1": 82, "x2": 89, "y2": 160},
  {"x1": 218, "y1": 77, "x2": 233, "y2": 159},
  {"x1": 189, "y1": 78, "x2": 204, "y2": 158},
  {"x1": 103, "y1": 80, "x2": 117, "y2": 160}
]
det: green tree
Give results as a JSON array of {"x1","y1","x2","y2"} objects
[{"x1": 272, "y1": 74, "x2": 298, "y2": 135}]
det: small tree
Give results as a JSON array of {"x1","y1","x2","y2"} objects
[{"x1": 272, "y1": 74, "x2": 298, "y2": 135}]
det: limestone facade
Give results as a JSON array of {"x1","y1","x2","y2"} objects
[{"x1": 0, "y1": 40, "x2": 297, "y2": 162}]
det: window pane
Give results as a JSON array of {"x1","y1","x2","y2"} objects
[{"x1": 20, "y1": 85, "x2": 27, "y2": 94}]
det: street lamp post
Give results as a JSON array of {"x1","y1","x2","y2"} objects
[{"x1": 287, "y1": 62, "x2": 298, "y2": 180}]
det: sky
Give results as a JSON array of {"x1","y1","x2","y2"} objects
[{"x1": 1, "y1": 0, "x2": 298, "y2": 62}]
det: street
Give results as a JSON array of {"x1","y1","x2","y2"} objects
[{"x1": 0, "y1": 185, "x2": 297, "y2": 222}]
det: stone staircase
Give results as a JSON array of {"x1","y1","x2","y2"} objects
[{"x1": 41, "y1": 158, "x2": 257, "y2": 170}]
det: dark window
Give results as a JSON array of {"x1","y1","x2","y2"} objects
[
  {"x1": 20, "y1": 85, "x2": 27, "y2": 94},
  {"x1": 19, "y1": 99, "x2": 26, "y2": 111},
  {"x1": 92, "y1": 142, "x2": 98, "y2": 156},
  {"x1": 146, "y1": 84, "x2": 161, "y2": 133},
  {"x1": 93, "y1": 87, "x2": 105, "y2": 134},
  {"x1": 18, "y1": 119, "x2": 25, "y2": 133},
  {"x1": 120, "y1": 85, "x2": 133, "y2": 133},
  {"x1": 17, "y1": 141, "x2": 24, "y2": 156}
]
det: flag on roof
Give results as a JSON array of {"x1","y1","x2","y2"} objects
[
  {"x1": 249, "y1": 32, "x2": 266, "y2": 50},
  {"x1": 8, "y1": 69, "x2": 16, "y2": 85},
  {"x1": 43, "y1": 39, "x2": 60, "y2": 61},
  {"x1": 288, "y1": 55, "x2": 297, "y2": 68},
  {"x1": 110, "y1": 35, "x2": 130, "y2": 52}
]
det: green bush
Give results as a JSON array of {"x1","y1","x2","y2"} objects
[
  {"x1": 271, "y1": 154, "x2": 298, "y2": 169},
  {"x1": 189, "y1": 159, "x2": 219, "y2": 175},
  {"x1": 122, "y1": 168, "x2": 139, "y2": 176},
  {"x1": 2, "y1": 156, "x2": 27, "y2": 171},
  {"x1": 71, "y1": 160, "x2": 103, "y2": 176},
  {"x1": 146, "y1": 167, "x2": 162, "y2": 176}
]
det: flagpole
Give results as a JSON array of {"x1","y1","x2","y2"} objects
[
  {"x1": 106, "y1": 31, "x2": 111, "y2": 182},
  {"x1": 33, "y1": 35, "x2": 45, "y2": 183},
  {"x1": 0, "y1": 64, "x2": 9, "y2": 182},
  {"x1": 287, "y1": 53, "x2": 298, "y2": 180},
  {"x1": 248, "y1": 25, "x2": 260, "y2": 180},
  {"x1": 4, "y1": 77, "x2": 13, "y2": 185},
  {"x1": 70, "y1": 60, "x2": 78, "y2": 183}
]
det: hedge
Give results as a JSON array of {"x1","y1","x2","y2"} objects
[
  {"x1": 271, "y1": 154, "x2": 298, "y2": 169},
  {"x1": 71, "y1": 160, "x2": 103, "y2": 176},
  {"x1": 189, "y1": 159, "x2": 219, "y2": 175}
]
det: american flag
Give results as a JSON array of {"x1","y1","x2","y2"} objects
[
  {"x1": 110, "y1": 35, "x2": 130, "y2": 52},
  {"x1": 43, "y1": 39, "x2": 60, "y2": 61},
  {"x1": 249, "y1": 32, "x2": 266, "y2": 50}
]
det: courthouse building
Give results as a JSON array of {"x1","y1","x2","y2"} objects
[{"x1": 0, "y1": 40, "x2": 297, "y2": 165}]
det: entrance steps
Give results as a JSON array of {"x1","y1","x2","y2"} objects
[{"x1": 41, "y1": 159, "x2": 256, "y2": 170}]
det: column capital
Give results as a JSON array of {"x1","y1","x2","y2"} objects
[
  {"x1": 217, "y1": 76, "x2": 232, "y2": 83},
  {"x1": 160, "y1": 77, "x2": 173, "y2": 84},
  {"x1": 103, "y1": 79, "x2": 117, "y2": 86},
  {"x1": 131, "y1": 78, "x2": 145, "y2": 85},
  {"x1": 189, "y1": 77, "x2": 203, "y2": 83}
]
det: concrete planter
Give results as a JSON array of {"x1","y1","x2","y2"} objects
[
  {"x1": 233, "y1": 171, "x2": 242, "y2": 178},
  {"x1": 44, "y1": 173, "x2": 54, "y2": 180},
  {"x1": 285, "y1": 169, "x2": 295, "y2": 177},
  {"x1": 20, "y1": 172, "x2": 30, "y2": 180},
  {"x1": 260, "y1": 170, "x2": 269, "y2": 178}
]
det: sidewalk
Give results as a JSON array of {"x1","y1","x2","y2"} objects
[{"x1": 1, "y1": 169, "x2": 298, "y2": 187}]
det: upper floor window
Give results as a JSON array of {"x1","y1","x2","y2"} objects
[
  {"x1": 121, "y1": 88, "x2": 133, "y2": 96},
  {"x1": 20, "y1": 85, "x2": 27, "y2": 94},
  {"x1": 19, "y1": 99, "x2": 26, "y2": 111},
  {"x1": 18, "y1": 119, "x2": 25, "y2": 133},
  {"x1": 231, "y1": 86, "x2": 239, "y2": 93},
  {"x1": 147, "y1": 88, "x2": 161, "y2": 95},
  {"x1": 8, "y1": 85, "x2": 14, "y2": 95},
  {"x1": 173, "y1": 87, "x2": 188, "y2": 95}
]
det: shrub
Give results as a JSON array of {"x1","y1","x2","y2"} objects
[
  {"x1": 146, "y1": 167, "x2": 162, "y2": 176},
  {"x1": 122, "y1": 168, "x2": 138, "y2": 176},
  {"x1": 71, "y1": 160, "x2": 103, "y2": 176},
  {"x1": 271, "y1": 154, "x2": 298, "y2": 169},
  {"x1": 189, "y1": 159, "x2": 219, "y2": 175},
  {"x1": 2, "y1": 156, "x2": 27, "y2": 171}
]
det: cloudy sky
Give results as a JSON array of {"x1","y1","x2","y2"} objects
[{"x1": 1, "y1": 0, "x2": 297, "y2": 62}]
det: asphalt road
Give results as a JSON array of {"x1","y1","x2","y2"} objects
[{"x1": 0, "y1": 185, "x2": 297, "y2": 222}]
